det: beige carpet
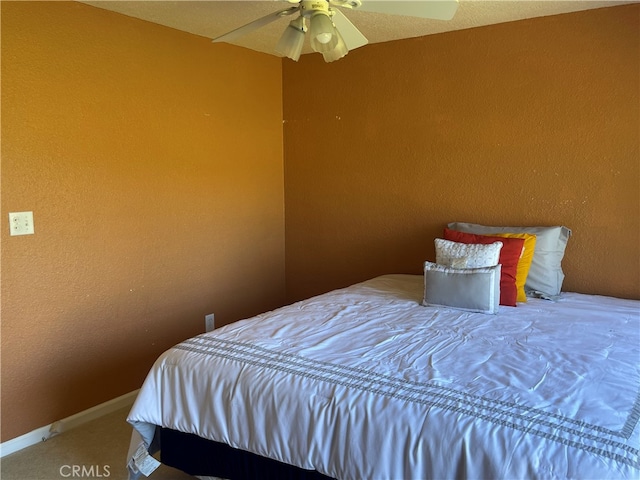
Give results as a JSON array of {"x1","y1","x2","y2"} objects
[{"x1": 1, "y1": 406, "x2": 194, "y2": 480}]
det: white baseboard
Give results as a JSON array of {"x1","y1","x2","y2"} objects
[{"x1": 0, "y1": 389, "x2": 139, "y2": 458}]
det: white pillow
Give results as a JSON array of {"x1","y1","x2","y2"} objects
[
  {"x1": 435, "y1": 238, "x2": 503, "y2": 268},
  {"x1": 422, "y1": 261, "x2": 502, "y2": 314},
  {"x1": 447, "y1": 222, "x2": 571, "y2": 298}
]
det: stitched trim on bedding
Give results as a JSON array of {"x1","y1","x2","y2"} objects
[{"x1": 175, "y1": 336, "x2": 640, "y2": 470}]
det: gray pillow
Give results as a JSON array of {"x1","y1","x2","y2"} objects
[
  {"x1": 447, "y1": 222, "x2": 572, "y2": 299},
  {"x1": 422, "y1": 261, "x2": 501, "y2": 314}
]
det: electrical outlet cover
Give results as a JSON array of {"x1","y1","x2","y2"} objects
[{"x1": 205, "y1": 314, "x2": 215, "y2": 332}]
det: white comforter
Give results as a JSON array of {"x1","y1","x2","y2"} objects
[{"x1": 127, "y1": 274, "x2": 640, "y2": 479}]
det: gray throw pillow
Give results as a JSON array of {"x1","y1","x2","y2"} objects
[{"x1": 422, "y1": 261, "x2": 501, "y2": 314}]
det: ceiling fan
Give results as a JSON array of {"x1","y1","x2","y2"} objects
[{"x1": 212, "y1": 0, "x2": 459, "y2": 63}]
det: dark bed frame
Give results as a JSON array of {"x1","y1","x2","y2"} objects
[{"x1": 159, "y1": 428, "x2": 334, "y2": 480}]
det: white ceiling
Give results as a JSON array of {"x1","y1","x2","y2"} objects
[{"x1": 79, "y1": 1, "x2": 636, "y2": 57}]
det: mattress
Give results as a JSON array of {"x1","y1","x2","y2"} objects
[{"x1": 127, "y1": 274, "x2": 640, "y2": 479}]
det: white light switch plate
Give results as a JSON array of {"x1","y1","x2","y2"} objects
[{"x1": 9, "y1": 211, "x2": 35, "y2": 236}]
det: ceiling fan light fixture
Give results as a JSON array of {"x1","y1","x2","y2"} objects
[
  {"x1": 213, "y1": 0, "x2": 459, "y2": 64},
  {"x1": 322, "y1": 29, "x2": 348, "y2": 63},
  {"x1": 309, "y1": 11, "x2": 339, "y2": 53},
  {"x1": 275, "y1": 16, "x2": 306, "y2": 61}
]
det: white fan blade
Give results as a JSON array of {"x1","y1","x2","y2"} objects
[
  {"x1": 332, "y1": 9, "x2": 368, "y2": 51},
  {"x1": 212, "y1": 6, "x2": 299, "y2": 43},
  {"x1": 356, "y1": 0, "x2": 458, "y2": 21}
]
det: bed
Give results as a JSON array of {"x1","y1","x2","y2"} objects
[{"x1": 126, "y1": 273, "x2": 640, "y2": 479}]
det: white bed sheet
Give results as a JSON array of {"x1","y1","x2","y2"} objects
[{"x1": 127, "y1": 274, "x2": 640, "y2": 479}]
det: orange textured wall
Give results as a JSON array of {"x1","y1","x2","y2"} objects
[
  {"x1": 1, "y1": 2, "x2": 284, "y2": 441},
  {"x1": 284, "y1": 5, "x2": 639, "y2": 303}
]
